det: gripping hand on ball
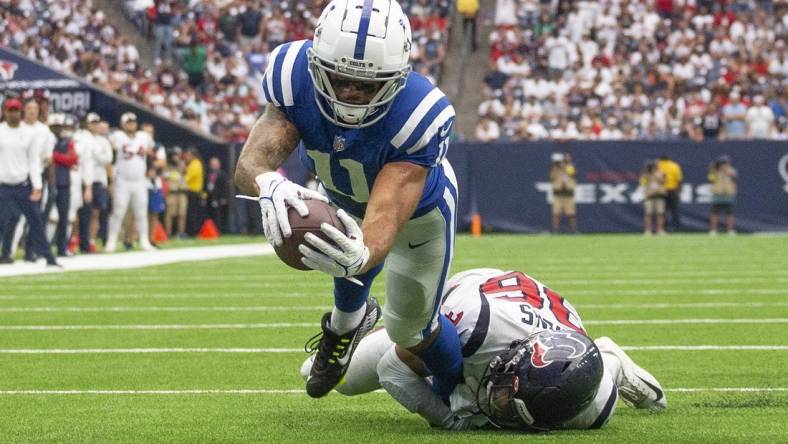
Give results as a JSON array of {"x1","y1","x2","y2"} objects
[
  {"x1": 256, "y1": 172, "x2": 328, "y2": 247},
  {"x1": 299, "y1": 209, "x2": 370, "y2": 278}
]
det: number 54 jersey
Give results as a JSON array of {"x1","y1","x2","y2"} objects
[
  {"x1": 262, "y1": 40, "x2": 456, "y2": 219},
  {"x1": 439, "y1": 268, "x2": 587, "y2": 418}
]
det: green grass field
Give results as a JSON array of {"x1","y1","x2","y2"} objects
[{"x1": 1, "y1": 234, "x2": 787, "y2": 443}]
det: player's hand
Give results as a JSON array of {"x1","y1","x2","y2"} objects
[
  {"x1": 299, "y1": 209, "x2": 369, "y2": 278},
  {"x1": 256, "y1": 171, "x2": 328, "y2": 247},
  {"x1": 83, "y1": 186, "x2": 93, "y2": 205},
  {"x1": 29, "y1": 189, "x2": 42, "y2": 202}
]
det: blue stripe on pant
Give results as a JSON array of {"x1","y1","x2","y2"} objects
[
  {"x1": 0, "y1": 183, "x2": 55, "y2": 261},
  {"x1": 421, "y1": 182, "x2": 457, "y2": 337}
]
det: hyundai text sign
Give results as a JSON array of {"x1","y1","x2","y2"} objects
[{"x1": 0, "y1": 48, "x2": 91, "y2": 114}]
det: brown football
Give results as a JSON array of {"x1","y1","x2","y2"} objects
[{"x1": 274, "y1": 199, "x2": 346, "y2": 270}]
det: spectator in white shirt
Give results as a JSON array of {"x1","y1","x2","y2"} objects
[
  {"x1": 746, "y1": 95, "x2": 776, "y2": 139},
  {"x1": 475, "y1": 117, "x2": 501, "y2": 142}
]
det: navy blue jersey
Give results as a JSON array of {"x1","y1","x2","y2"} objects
[{"x1": 261, "y1": 40, "x2": 456, "y2": 218}]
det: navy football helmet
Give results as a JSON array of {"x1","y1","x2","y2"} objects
[{"x1": 477, "y1": 330, "x2": 603, "y2": 431}]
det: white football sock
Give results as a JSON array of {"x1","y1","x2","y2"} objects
[
  {"x1": 601, "y1": 350, "x2": 623, "y2": 386},
  {"x1": 330, "y1": 303, "x2": 366, "y2": 335}
]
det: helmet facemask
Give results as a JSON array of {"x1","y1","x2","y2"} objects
[
  {"x1": 308, "y1": 48, "x2": 410, "y2": 128},
  {"x1": 476, "y1": 343, "x2": 548, "y2": 432}
]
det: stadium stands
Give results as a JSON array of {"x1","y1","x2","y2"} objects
[
  {"x1": 0, "y1": 0, "x2": 453, "y2": 142},
  {"x1": 477, "y1": 0, "x2": 787, "y2": 141}
]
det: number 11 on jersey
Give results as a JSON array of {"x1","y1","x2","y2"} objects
[{"x1": 307, "y1": 150, "x2": 370, "y2": 203}]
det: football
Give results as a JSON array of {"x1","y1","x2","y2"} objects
[{"x1": 274, "y1": 199, "x2": 346, "y2": 270}]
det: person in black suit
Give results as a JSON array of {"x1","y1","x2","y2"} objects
[{"x1": 205, "y1": 156, "x2": 228, "y2": 233}]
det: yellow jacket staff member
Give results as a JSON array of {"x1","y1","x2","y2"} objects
[
  {"x1": 657, "y1": 157, "x2": 682, "y2": 191},
  {"x1": 185, "y1": 152, "x2": 204, "y2": 193},
  {"x1": 657, "y1": 155, "x2": 683, "y2": 231},
  {"x1": 183, "y1": 148, "x2": 205, "y2": 236}
]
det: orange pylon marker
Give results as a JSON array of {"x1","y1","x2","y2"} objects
[
  {"x1": 471, "y1": 213, "x2": 482, "y2": 238},
  {"x1": 199, "y1": 219, "x2": 220, "y2": 240},
  {"x1": 152, "y1": 221, "x2": 169, "y2": 244}
]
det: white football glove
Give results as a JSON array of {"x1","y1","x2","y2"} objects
[
  {"x1": 298, "y1": 209, "x2": 369, "y2": 278},
  {"x1": 256, "y1": 171, "x2": 328, "y2": 247}
]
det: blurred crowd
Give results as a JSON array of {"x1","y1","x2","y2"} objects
[
  {"x1": 476, "y1": 0, "x2": 788, "y2": 141},
  {"x1": 0, "y1": 0, "x2": 452, "y2": 142}
]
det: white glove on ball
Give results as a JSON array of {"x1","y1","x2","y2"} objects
[
  {"x1": 256, "y1": 171, "x2": 328, "y2": 247},
  {"x1": 299, "y1": 209, "x2": 369, "y2": 278}
]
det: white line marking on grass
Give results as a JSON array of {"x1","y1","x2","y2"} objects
[
  {"x1": 583, "y1": 318, "x2": 788, "y2": 325},
  {"x1": 0, "y1": 389, "x2": 306, "y2": 395},
  {"x1": 2, "y1": 288, "x2": 784, "y2": 302},
  {"x1": 3, "y1": 302, "x2": 787, "y2": 313},
  {"x1": 664, "y1": 388, "x2": 788, "y2": 393},
  {"x1": 621, "y1": 345, "x2": 788, "y2": 351},
  {"x1": 0, "y1": 348, "x2": 304, "y2": 354},
  {"x1": 545, "y1": 288, "x2": 788, "y2": 297},
  {"x1": 0, "y1": 244, "x2": 274, "y2": 278},
  {"x1": 2, "y1": 318, "x2": 786, "y2": 331},
  {"x1": 0, "y1": 323, "x2": 316, "y2": 331},
  {"x1": 1, "y1": 346, "x2": 787, "y2": 354},
  {"x1": 576, "y1": 302, "x2": 788, "y2": 309},
  {"x1": 0, "y1": 293, "x2": 316, "y2": 301},
  {"x1": 0, "y1": 387, "x2": 786, "y2": 396},
  {"x1": 0, "y1": 306, "x2": 331, "y2": 313}
]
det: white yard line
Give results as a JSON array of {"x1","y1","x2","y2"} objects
[
  {"x1": 0, "y1": 244, "x2": 274, "y2": 278},
  {"x1": 2, "y1": 288, "x2": 785, "y2": 301},
  {"x1": 0, "y1": 293, "x2": 315, "y2": 301},
  {"x1": 2, "y1": 301, "x2": 788, "y2": 313},
  {"x1": 1, "y1": 345, "x2": 786, "y2": 354},
  {"x1": 0, "y1": 348, "x2": 304, "y2": 354},
  {"x1": 583, "y1": 318, "x2": 788, "y2": 325},
  {"x1": 0, "y1": 323, "x2": 316, "y2": 330},
  {"x1": 0, "y1": 387, "x2": 785, "y2": 395},
  {"x1": 1, "y1": 318, "x2": 786, "y2": 331},
  {"x1": 0, "y1": 306, "x2": 332, "y2": 313},
  {"x1": 6, "y1": 277, "x2": 781, "y2": 287}
]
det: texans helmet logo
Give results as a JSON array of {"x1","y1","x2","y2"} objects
[
  {"x1": 530, "y1": 341, "x2": 549, "y2": 368},
  {"x1": 529, "y1": 331, "x2": 588, "y2": 368},
  {"x1": 0, "y1": 60, "x2": 19, "y2": 81}
]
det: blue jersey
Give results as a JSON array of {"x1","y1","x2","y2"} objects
[{"x1": 261, "y1": 40, "x2": 456, "y2": 219}]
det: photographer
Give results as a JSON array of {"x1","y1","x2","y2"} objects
[
  {"x1": 549, "y1": 152, "x2": 577, "y2": 234},
  {"x1": 708, "y1": 155, "x2": 737, "y2": 235},
  {"x1": 640, "y1": 160, "x2": 667, "y2": 236}
]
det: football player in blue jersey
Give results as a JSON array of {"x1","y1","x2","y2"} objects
[{"x1": 234, "y1": 0, "x2": 463, "y2": 399}]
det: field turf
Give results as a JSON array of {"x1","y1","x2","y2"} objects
[{"x1": 0, "y1": 234, "x2": 786, "y2": 443}]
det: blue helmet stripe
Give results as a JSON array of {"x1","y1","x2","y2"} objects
[{"x1": 354, "y1": 0, "x2": 374, "y2": 59}]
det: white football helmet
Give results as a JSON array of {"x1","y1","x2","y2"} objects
[{"x1": 308, "y1": 0, "x2": 412, "y2": 128}]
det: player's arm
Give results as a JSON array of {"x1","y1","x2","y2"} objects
[
  {"x1": 234, "y1": 105, "x2": 300, "y2": 196},
  {"x1": 360, "y1": 162, "x2": 427, "y2": 272},
  {"x1": 234, "y1": 105, "x2": 327, "y2": 246},
  {"x1": 378, "y1": 347, "x2": 472, "y2": 431}
]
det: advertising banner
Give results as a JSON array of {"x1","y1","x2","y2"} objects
[{"x1": 447, "y1": 141, "x2": 788, "y2": 233}]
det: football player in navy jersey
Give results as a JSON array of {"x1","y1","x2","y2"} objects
[{"x1": 235, "y1": 0, "x2": 462, "y2": 399}]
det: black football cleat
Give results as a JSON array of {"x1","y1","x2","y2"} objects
[{"x1": 304, "y1": 297, "x2": 381, "y2": 398}]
